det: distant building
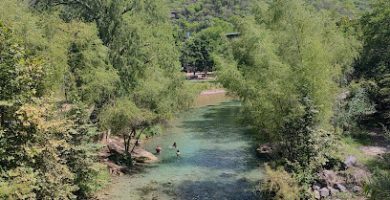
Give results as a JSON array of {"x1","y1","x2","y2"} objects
[
  {"x1": 170, "y1": 11, "x2": 179, "y2": 19},
  {"x1": 226, "y1": 32, "x2": 240, "y2": 39}
]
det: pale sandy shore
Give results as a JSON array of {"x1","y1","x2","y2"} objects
[{"x1": 200, "y1": 89, "x2": 226, "y2": 95}]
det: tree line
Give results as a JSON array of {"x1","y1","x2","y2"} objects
[{"x1": 0, "y1": 0, "x2": 389, "y2": 199}]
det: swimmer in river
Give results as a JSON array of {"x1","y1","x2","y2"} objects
[
  {"x1": 176, "y1": 149, "x2": 181, "y2": 157},
  {"x1": 172, "y1": 142, "x2": 177, "y2": 149},
  {"x1": 156, "y1": 145, "x2": 162, "y2": 154}
]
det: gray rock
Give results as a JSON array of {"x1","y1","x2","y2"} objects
[
  {"x1": 352, "y1": 186, "x2": 362, "y2": 193},
  {"x1": 344, "y1": 155, "x2": 357, "y2": 168},
  {"x1": 312, "y1": 183, "x2": 321, "y2": 191},
  {"x1": 329, "y1": 187, "x2": 339, "y2": 195},
  {"x1": 335, "y1": 183, "x2": 347, "y2": 192},
  {"x1": 320, "y1": 187, "x2": 330, "y2": 198},
  {"x1": 313, "y1": 190, "x2": 320, "y2": 199},
  {"x1": 256, "y1": 143, "x2": 275, "y2": 158}
]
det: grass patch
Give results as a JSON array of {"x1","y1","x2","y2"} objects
[
  {"x1": 89, "y1": 163, "x2": 111, "y2": 193},
  {"x1": 336, "y1": 136, "x2": 374, "y2": 165}
]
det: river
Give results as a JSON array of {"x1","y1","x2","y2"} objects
[{"x1": 99, "y1": 96, "x2": 264, "y2": 200}]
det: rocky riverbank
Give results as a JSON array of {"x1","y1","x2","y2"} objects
[{"x1": 99, "y1": 135, "x2": 158, "y2": 175}]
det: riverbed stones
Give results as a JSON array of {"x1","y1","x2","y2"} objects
[
  {"x1": 320, "y1": 187, "x2": 330, "y2": 198},
  {"x1": 313, "y1": 190, "x2": 320, "y2": 199},
  {"x1": 318, "y1": 169, "x2": 341, "y2": 187},
  {"x1": 312, "y1": 184, "x2": 320, "y2": 191},
  {"x1": 334, "y1": 183, "x2": 347, "y2": 192},
  {"x1": 329, "y1": 187, "x2": 339, "y2": 195},
  {"x1": 352, "y1": 186, "x2": 362, "y2": 193}
]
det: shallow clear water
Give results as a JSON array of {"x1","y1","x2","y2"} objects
[{"x1": 101, "y1": 100, "x2": 263, "y2": 200}]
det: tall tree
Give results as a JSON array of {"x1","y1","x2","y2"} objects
[
  {"x1": 216, "y1": 0, "x2": 359, "y2": 193},
  {"x1": 354, "y1": 0, "x2": 390, "y2": 126}
]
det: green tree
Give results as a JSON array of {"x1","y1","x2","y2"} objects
[
  {"x1": 354, "y1": 0, "x2": 390, "y2": 127},
  {"x1": 181, "y1": 19, "x2": 232, "y2": 74},
  {"x1": 216, "y1": 0, "x2": 359, "y2": 196},
  {"x1": 99, "y1": 98, "x2": 154, "y2": 165},
  {"x1": 0, "y1": 1, "x2": 116, "y2": 198}
]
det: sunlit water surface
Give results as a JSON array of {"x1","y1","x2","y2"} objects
[{"x1": 100, "y1": 99, "x2": 263, "y2": 200}]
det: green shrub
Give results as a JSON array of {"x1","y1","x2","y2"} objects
[
  {"x1": 261, "y1": 165, "x2": 300, "y2": 200},
  {"x1": 365, "y1": 171, "x2": 390, "y2": 200}
]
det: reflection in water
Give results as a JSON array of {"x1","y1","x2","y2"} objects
[{"x1": 99, "y1": 100, "x2": 263, "y2": 200}]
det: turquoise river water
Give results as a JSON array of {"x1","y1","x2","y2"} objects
[{"x1": 100, "y1": 100, "x2": 264, "y2": 200}]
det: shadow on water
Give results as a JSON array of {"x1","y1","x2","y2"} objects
[
  {"x1": 136, "y1": 178, "x2": 261, "y2": 200},
  {"x1": 174, "y1": 179, "x2": 260, "y2": 200}
]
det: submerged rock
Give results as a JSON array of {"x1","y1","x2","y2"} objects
[{"x1": 219, "y1": 172, "x2": 236, "y2": 178}]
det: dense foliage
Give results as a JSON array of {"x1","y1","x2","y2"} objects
[
  {"x1": 215, "y1": 0, "x2": 360, "y2": 197},
  {"x1": 0, "y1": 0, "x2": 388, "y2": 199},
  {"x1": 0, "y1": 0, "x2": 193, "y2": 198},
  {"x1": 352, "y1": 1, "x2": 390, "y2": 198}
]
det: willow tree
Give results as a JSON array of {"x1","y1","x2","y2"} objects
[
  {"x1": 216, "y1": 0, "x2": 359, "y2": 180},
  {"x1": 33, "y1": 0, "x2": 194, "y2": 116},
  {"x1": 99, "y1": 98, "x2": 155, "y2": 165}
]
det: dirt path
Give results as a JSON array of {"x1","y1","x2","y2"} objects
[{"x1": 359, "y1": 133, "x2": 390, "y2": 156}]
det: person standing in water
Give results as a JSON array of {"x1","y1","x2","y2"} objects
[
  {"x1": 176, "y1": 149, "x2": 181, "y2": 157},
  {"x1": 172, "y1": 142, "x2": 177, "y2": 149},
  {"x1": 156, "y1": 145, "x2": 162, "y2": 154}
]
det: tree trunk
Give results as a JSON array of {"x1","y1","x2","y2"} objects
[
  {"x1": 123, "y1": 134, "x2": 129, "y2": 153},
  {"x1": 105, "y1": 129, "x2": 111, "y2": 142},
  {"x1": 130, "y1": 129, "x2": 138, "y2": 153},
  {"x1": 0, "y1": 107, "x2": 4, "y2": 127}
]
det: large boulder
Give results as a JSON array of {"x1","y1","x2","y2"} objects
[
  {"x1": 103, "y1": 136, "x2": 158, "y2": 164},
  {"x1": 132, "y1": 147, "x2": 158, "y2": 163}
]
